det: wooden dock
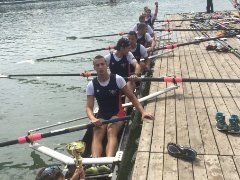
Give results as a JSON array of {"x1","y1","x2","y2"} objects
[{"x1": 132, "y1": 12, "x2": 240, "y2": 180}]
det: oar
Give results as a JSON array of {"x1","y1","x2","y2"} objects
[
  {"x1": 131, "y1": 76, "x2": 240, "y2": 83},
  {"x1": 80, "y1": 32, "x2": 127, "y2": 39},
  {"x1": 166, "y1": 10, "x2": 234, "y2": 16},
  {"x1": 0, "y1": 51, "x2": 173, "y2": 78},
  {"x1": 155, "y1": 17, "x2": 224, "y2": 22},
  {"x1": 35, "y1": 45, "x2": 115, "y2": 61},
  {"x1": 145, "y1": 50, "x2": 173, "y2": 60},
  {"x1": 0, "y1": 116, "x2": 131, "y2": 147},
  {"x1": 193, "y1": 16, "x2": 240, "y2": 58},
  {"x1": 154, "y1": 28, "x2": 240, "y2": 32},
  {"x1": 0, "y1": 72, "x2": 97, "y2": 78},
  {"x1": 152, "y1": 33, "x2": 239, "y2": 51},
  {"x1": 28, "y1": 116, "x2": 89, "y2": 133}
]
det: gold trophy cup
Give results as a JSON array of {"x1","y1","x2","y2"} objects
[{"x1": 66, "y1": 140, "x2": 86, "y2": 168}]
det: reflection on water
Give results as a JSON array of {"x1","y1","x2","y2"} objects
[
  {"x1": 0, "y1": 151, "x2": 47, "y2": 170},
  {"x1": 30, "y1": 151, "x2": 47, "y2": 170}
]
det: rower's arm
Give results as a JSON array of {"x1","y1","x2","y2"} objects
[
  {"x1": 121, "y1": 83, "x2": 155, "y2": 120},
  {"x1": 134, "y1": 61, "x2": 142, "y2": 75},
  {"x1": 121, "y1": 85, "x2": 144, "y2": 114},
  {"x1": 151, "y1": 38, "x2": 156, "y2": 49},
  {"x1": 86, "y1": 95, "x2": 96, "y2": 121},
  {"x1": 147, "y1": 38, "x2": 156, "y2": 52}
]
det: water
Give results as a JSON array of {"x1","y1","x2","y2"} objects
[{"x1": 0, "y1": 0, "x2": 234, "y2": 179}]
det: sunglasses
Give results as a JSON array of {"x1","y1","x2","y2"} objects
[{"x1": 40, "y1": 166, "x2": 62, "y2": 178}]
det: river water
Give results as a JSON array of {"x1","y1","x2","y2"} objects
[{"x1": 0, "y1": 0, "x2": 234, "y2": 179}]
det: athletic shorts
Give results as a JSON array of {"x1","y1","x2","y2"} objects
[{"x1": 96, "y1": 107, "x2": 125, "y2": 120}]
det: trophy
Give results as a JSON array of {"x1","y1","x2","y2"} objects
[{"x1": 66, "y1": 140, "x2": 86, "y2": 168}]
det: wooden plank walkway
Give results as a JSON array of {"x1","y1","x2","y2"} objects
[{"x1": 132, "y1": 12, "x2": 240, "y2": 180}]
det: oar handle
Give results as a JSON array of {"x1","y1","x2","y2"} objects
[{"x1": 99, "y1": 115, "x2": 131, "y2": 126}]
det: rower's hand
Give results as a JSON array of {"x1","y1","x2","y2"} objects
[
  {"x1": 70, "y1": 167, "x2": 85, "y2": 180},
  {"x1": 91, "y1": 118, "x2": 102, "y2": 126},
  {"x1": 129, "y1": 74, "x2": 138, "y2": 81},
  {"x1": 147, "y1": 47, "x2": 154, "y2": 52},
  {"x1": 145, "y1": 64, "x2": 150, "y2": 71},
  {"x1": 141, "y1": 111, "x2": 155, "y2": 120}
]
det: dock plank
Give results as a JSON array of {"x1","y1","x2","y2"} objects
[
  {"x1": 132, "y1": 152, "x2": 149, "y2": 180},
  {"x1": 175, "y1": 34, "x2": 190, "y2": 147},
  {"x1": 131, "y1": 12, "x2": 240, "y2": 180},
  {"x1": 163, "y1": 49, "x2": 177, "y2": 153},
  {"x1": 150, "y1": 58, "x2": 167, "y2": 153},
  {"x1": 204, "y1": 155, "x2": 224, "y2": 180},
  {"x1": 233, "y1": 156, "x2": 240, "y2": 175},
  {"x1": 219, "y1": 156, "x2": 240, "y2": 180},
  {"x1": 181, "y1": 30, "x2": 204, "y2": 154},
  {"x1": 185, "y1": 30, "x2": 218, "y2": 155},
  {"x1": 193, "y1": 155, "x2": 208, "y2": 180},
  {"x1": 178, "y1": 160, "x2": 194, "y2": 180},
  {"x1": 163, "y1": 154, "x2": 178, "y2": 180},
  {"x1": 147, "y1": 153, "x2": 163, "y2": 180}
]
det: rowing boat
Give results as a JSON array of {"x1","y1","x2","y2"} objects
[
  {"x1": 26, "y1": 27, "x2": 185, "y2": 179},
  {"x1": 29, "y1": 10, "x2": 240, "y2": 179},
  {"x1": 63, "y1": 29, "x2": 175, "y2": 178},
  {"x1": 29, "y1": 85, "x2": 178, "y2": 179},
  {"x1": 80, "y1": 114, "x2": 131, "y2": 179},
  {"x1": 29, "y1": 28, "x2": 174, "y2": 179}
]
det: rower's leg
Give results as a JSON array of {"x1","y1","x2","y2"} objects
[
  {"x1": 91, "y1": 124, "x2": 107, "y2": 157},
  {"x1": 105, "y1": 120, "x2": 124, "y2": 157}
]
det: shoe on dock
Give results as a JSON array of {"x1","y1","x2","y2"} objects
[
  {"x1": 228, "y1": 115, "x2": 240, "y2": 133},
  {"x1": 206, "y1": 44, "x2": 216, "y2": 51},
  {"x1": 215, "y1": 46, "x2": 229, "y2": 53},
  {"x1": 215, "y1": 112, "x2": 228, "y2": 131},
  {"x1": 167, "y1": 143, "x2": 197, "y2": 161}
]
